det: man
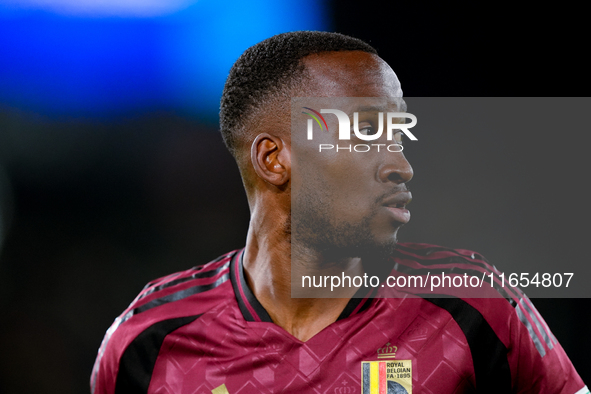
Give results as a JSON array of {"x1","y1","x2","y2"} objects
[{"x1": 91, "y1": 31, "x2": 587, "y2": 394}]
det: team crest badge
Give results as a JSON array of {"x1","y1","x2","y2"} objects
[{"x1": 361, "y1": 343, "x2": 412, "y2": 393}]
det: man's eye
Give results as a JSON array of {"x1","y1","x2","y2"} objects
[
  {"x1": 359, "y1": 126, "x2": 377, "y2": 136},
  {"x1": 393, "y1": 131, "x2": 405, "y2": 144}
]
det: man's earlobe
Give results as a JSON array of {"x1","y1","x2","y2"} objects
[{"x1": 251, "y1": 133, "x2": 290, "y2": 186}]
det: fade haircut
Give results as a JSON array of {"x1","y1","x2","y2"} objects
[{"x1": 219, "y1": 31, "x2": 377, "y2": 159}]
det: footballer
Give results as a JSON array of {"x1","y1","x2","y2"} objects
[{"x1": 91, "y1": 31, "x2": 587, "y2": 394}]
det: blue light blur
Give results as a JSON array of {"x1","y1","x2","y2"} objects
[{"x1": 0, "y1": 0, "x2": 329, "y2": 120}]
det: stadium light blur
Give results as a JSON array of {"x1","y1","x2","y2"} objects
[{"x1": 0, "y1": 0, "x2": 329, "y2": 120}]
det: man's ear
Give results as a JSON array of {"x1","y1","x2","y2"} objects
[{"x1": 251, "y1": 133, "x2": 290, "y2": 186}]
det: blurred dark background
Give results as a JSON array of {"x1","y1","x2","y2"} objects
[{"x1": 0, "y1": 1, "x2": 589, "y2": 393}]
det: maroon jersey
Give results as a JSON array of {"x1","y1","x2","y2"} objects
[{"x1": 91, "y1": 243, "x2": 587, "y2": 394}]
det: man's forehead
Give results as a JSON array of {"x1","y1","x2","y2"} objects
[
  {"x1": 292, "y1": 97, "x2": 406, "y2": 115},
  {"x1": 300, "y1": 51, "x2": 403, "y2": 99}
]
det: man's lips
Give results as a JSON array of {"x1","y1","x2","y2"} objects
[{"x1": 382, "y1": 191, "x2": 412, "y2": 224}]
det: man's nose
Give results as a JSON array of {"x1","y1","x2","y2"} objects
[{"x1": 377, "y1": 154, "x2": 414, "y2": 184}]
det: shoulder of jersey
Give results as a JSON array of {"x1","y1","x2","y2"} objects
[
  {"x1": 90, "y1": 251, "x2": 238, "y2": 393},
  {"x1": 393, "y1": 242, "x2": 581, "y2": 391},
  {"x1": 392, "y1": 242, "x2": 555, "y2": 350},
  {"x1": 104, "y1": 249, "x2": 237, "y2": 345},
  {"x1": 392, "y1": 243, "x2": 580, "y2": 393},
  {"x1": 126, "y1": 249, "x2": 237, "y2": 319},
  {"x1": 393, "y1": 241, "x2": 524, "y2": 303}
]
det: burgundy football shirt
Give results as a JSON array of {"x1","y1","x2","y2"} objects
[{"x1": 91, "y1": 243, "x2": 587, "y2": 394}]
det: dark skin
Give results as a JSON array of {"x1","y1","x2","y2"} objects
[{"x1": 241, "y1": 51, "x2": 413, "y2": 342}]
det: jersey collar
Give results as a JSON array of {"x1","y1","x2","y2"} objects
[{"x1": 230, "y1": 249, "x2": 374, "y2": 323}]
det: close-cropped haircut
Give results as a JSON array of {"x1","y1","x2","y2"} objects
[{"x1": 219, "y1": 31, "x2": 377, "y2": 159}]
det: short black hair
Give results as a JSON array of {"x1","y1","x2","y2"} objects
[{"x1": 219, "y1": 31, "x2": 378, "y2": 158}]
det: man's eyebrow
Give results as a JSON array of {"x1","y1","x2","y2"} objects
[
  {"x1": 350, "y1": 101, "x2": 407, "y2": 113},
  {"x1": 352, "y1": 105, "x2": 388, "y2": 112}
]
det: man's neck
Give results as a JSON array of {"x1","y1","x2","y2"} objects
[{"x1": 243, "y1": 222, "x2": 364, "y2": 342}]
